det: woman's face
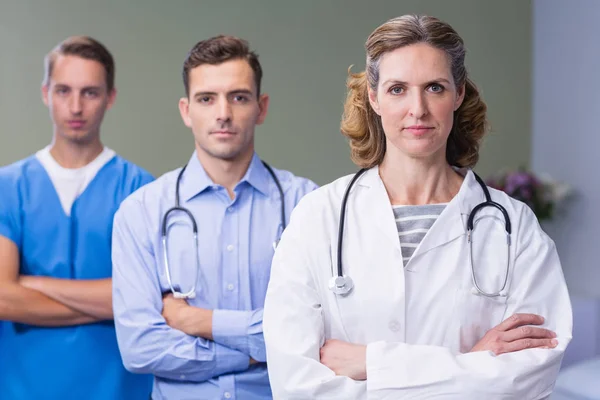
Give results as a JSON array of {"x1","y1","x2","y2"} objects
[{"x1": 368, "y1": 42, "x2": 465, "y2": 163}]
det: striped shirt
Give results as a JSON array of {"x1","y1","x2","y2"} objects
[{"x1": 392, "y1": 204, "x2": 447, "y2": 264}]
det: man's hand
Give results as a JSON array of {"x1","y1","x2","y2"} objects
[
  {"x1": 162, "y1": 293, "x2": 213, "y2": 339},
  {"x1": 470, "y1": 313, "x2": 558, "y2": 355},
  {"x1": 320, "y1": 339, "x2": 367, "y2": 380}
]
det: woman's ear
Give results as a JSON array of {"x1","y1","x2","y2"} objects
[
  {"x1": 455, "y1": 83, "x2": 466, "y2": 111},
  {"x1": 368, "y1": 87, "x2": 381, "y2": 116}
]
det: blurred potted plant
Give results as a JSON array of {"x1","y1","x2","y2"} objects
[{"x1": 486, "y1": 169, "x2": 572, "y2": 222}]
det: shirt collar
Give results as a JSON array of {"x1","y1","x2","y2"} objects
[
  {"x1": 180, "y1": 152, "x2": 272, "y2": 202},
  {"x1": 242, "y1": 153, "x2": 272, "y2": 196},
  {"x1": 179, "y1": 152, "x2": 213, "y2": 202}
]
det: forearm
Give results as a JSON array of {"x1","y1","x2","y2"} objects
[
  {"x1": 365, "y1": 341, "x2": 567, "y2": 399},
  {"x1": 175, "y1": 306, "x2": 266, "y2": 362},
  {"x1": 0, "y1": 282, "x2": 98, "y2": 326},
  {"x1": 117, "y1": 319, "x2": 251, "y2": 381},
  {"x1": 172, "y1": 305, "x2": 213, "y2": 340},
  {"x1": 21, "y1": 276, "x2": 113, "y2": 320},
  {"x1": 267, "y1": 351, "x2": 367, "y2": 398}
]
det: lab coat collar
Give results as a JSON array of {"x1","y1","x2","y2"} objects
[
  {"x1": 356, "y1": 166, "x2": 402, "y2": 254},
  {"x1": 356, "y1": 166, "x2": 485, "y2": 270},
  {"x1": 408, "y1": 168, "x2": 483, "y2": 267}
]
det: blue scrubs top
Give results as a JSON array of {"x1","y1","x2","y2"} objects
[{"x1": 0, "y1": 154, "x2": 154, "y2": 400}]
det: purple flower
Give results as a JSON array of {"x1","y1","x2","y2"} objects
[
  {"x1": 520, "y1": 187, "x2": 533, "y2": 201},
  {"x1": 505, "y1": 172, "x2": 535, "y2": 194}
]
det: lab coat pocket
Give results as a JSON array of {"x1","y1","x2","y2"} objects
[
  {"x1": 455, "y1": 288, "x2": 508, "y2": 353},
  {"x1": 331, "y1": 296, "x2": 366, "y2": 344}
]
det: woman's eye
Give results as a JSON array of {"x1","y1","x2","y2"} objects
[{"x1": 429, "y1": 84, "x2": 444, "y2": 93}]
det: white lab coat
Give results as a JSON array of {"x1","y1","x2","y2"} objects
[{"x1": 263, "y1": 167, "x2": 572, "y2": 400}]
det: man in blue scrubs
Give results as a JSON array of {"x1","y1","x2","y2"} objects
[
  {"x1": 0, "y1": 36, "x2": 153, "y2": 399},
  {"x1": 112, "y1": 36, "x2": 317, "y2": 399}
]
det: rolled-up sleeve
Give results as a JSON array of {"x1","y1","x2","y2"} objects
[
  {"x1": 212, "y1": 308, "x2": 266, "y2": 362},
  {"x1": 112, "y1": 198, "x2": 250, "y2": 382}
]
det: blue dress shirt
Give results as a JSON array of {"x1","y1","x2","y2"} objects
[{"x1": 112, "y1": 152, "x2": 317, "y2": 400}]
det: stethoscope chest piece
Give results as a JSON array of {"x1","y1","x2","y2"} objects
[
  {"x1": 173, "y1": 291, "x2": 196, "y2": 299},
  {"x1": 328, "y1": 275, "x2": 354, "y2": 296}
]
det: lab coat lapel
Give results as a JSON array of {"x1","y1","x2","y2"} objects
[
  {"x1": 406, "y1": 170, "x2": 483, "y2": 270},
  {"x1": 333, "y1": 167, "x2": 406, "y2": 343},
  {"x1": 358, "y1": 167, "x2": 402, "y2": 256}
]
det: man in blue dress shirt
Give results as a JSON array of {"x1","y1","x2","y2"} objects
[{"x1": 112, "y1": 35, "x2": 318, "y2": 400}]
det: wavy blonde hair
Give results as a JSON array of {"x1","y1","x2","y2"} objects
[{"x1": 341, "y1": 15, "x2": 488, "y2": 169}]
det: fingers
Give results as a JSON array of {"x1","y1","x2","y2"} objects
[
  {"x1": 501, "y1": 325, "x2": 556, "y2": 342},
  {"x1": 496, "y1": 338, "x2": 559, "y2": 355},
  {"x1": 495, "y1": 313, "x2": 545, "y2": 332}
]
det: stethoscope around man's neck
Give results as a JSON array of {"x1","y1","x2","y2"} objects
[{"x1": 161, "y1": 160, "x2": 285, "y2": 299}]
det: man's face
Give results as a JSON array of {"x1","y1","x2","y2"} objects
[
  {"x1": 42, "y1": 55, "x2": 115, "y2": 144},
  {"x1": 179, "y1": 58, "x2": 269, "y2": 162}
]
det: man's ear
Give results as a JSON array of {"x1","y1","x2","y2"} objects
[
  {"x1": 256, "y1": 94, "x2": 270, "y2": 125},
  {"x1": 41, "y1": 84, "x2": 50, "y2": 107},
  {"x1": 178, "y1": 97, "x2": 192, "y2": 128}
]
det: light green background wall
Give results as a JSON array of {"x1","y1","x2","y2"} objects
[{"x1": 0, "y1": 0, "x2": 531, "y2": 184}]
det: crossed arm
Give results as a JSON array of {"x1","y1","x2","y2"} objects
[
  {"x1": 111, "y1": 201, "x2": 263, "y2": 381},
  {"x1": 0, "y1": 235, "x2": 112, "y2": 326},
  {"x1": 161, "y1": 294, "x2": 261, "y2": 365},
  {"x1": 319, "y1": 313, "x2": 559, "y2": 380},
  {"x1": 263, "y1": 204, "x2": 571, "y2": 399}
]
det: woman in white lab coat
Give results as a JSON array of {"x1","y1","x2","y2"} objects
[{"x1": 263, "y1": 14, "x2": 572, "y2": 400}]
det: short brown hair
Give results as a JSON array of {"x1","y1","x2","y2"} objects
[
  {"x1": 43, "y1": 36, "x2": 115, "y2": 92},
  {"x1": 341, "y1": 15, "x2": 488, "y2": 169},
  {"x1": 182, "y1": 35, "x2": 263, "y2": 97}
]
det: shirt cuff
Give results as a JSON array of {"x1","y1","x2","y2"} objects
[{"x1": 212, "y1": 309, "x2": 252, "y2": 353}]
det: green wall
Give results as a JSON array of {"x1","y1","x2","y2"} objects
[{"x1": 0, "y1": 0, "x2": 531, "y2": 184}]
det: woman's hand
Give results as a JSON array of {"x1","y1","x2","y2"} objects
[
  {"x1": 470, "y1": 313, "x2": 558, "y2": 355},
  {"x1": 320, "y1": 339, "x2": 367, "y2": 380}
]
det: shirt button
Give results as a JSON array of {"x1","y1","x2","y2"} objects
[
  {"x1": 388, "y1": 320, "x2": 400, "y2": 332},
  {"x1": 224, "y1": 392, "x2": 232, "y2": 399},
  {"x1": 179, "y1": 374, "x2": 186, "y2": 379},
  {"x1": 226, "y1": 244, "x2": 234, "y2": 252},
  {"x1": 227, "y1": 206, "x2": 234, "y2": 213},
  {"x1": 227, "y1": 284, "x2": 235, "y2": 291}
]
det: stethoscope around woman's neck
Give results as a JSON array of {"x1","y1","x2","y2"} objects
[{"x1": 329, "y1": 168, "x2": 512, "y2": 298}]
